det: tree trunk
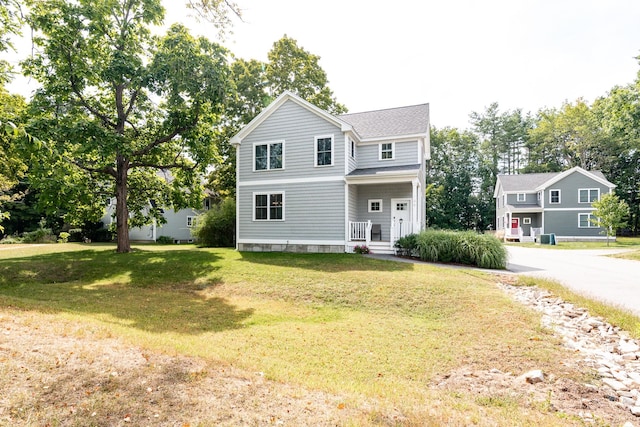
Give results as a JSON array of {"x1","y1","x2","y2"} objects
[{"x1": 115, "y1": 155, "x2": 131, "y2": 253}]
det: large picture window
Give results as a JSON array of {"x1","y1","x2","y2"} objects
[
  {"x1": 579, "y1": 188, "x2": 600, "y2": 203},
  {"x1": 254, "y1": 141, "x2": 284, "y2": 171},
  {"x1": 254, "y1": 193, "x2": 284, "y2": 221},
  {"x1": 315, "y1": 135, "x2": 333, "y2": 166}
]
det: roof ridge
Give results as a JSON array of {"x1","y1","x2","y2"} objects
[{"x1": 339, "y1": 103, "x2": 429, "y2": 117}]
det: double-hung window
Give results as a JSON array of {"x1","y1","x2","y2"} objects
[
  {"x1": 254, "y1": 141, "x2": 284, "y2": 171},
  {"x1": 517, "y1": 193, "x2": 526, "y2": 202},
  {"x1": 254, "y1": 193, "x2": 284, "y2": 221},
  {"x1": 578, "y1": 213, "x2": 598, "y2": 228},
  {"x1": 315, "y1": 135, "x2": 333, "y2": 166},
  {"x1": 187, "y1": 216, "x2": 196, "y2": 227},
  {"x1": 579, "y1": 188, "x2": 600, "y2": 203},
  {"x1": 549, "y1": 189, "x2": 561, "y2": 204},
  {"x1": 380, "y1": 142, "x2": 394, "y2": 160}
]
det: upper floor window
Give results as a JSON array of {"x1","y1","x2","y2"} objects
[
  {"x1": 579, "y1": 188, "x2": 600, "y2": 203},
  {"x1": 350, "y1": 139, "x2": 355, "y2": 159},
  {"x1": 204, "y1": 198, "x2": 211, "y2": 210},
  {"x1": 537, "y1": 191, "x2": 542, "y2": 202},
  {"x1": 380, "y1": 142, "x2": 394, "y2": 160},
  {"x1": 315, "y1": 135, "x2": 333, "y2": 167},
  {"x1": 549, "y1": 189, "x2": 561, "y2": 204},
  {"x1": 254, "y1": 141, "x2": 284, "y2": 171},
  {"x1": 254, "y1": 193, "x2": 284, "y2": 221},
  {"x1": 187, "y1": 216, "x2": 196, "y2": 227},
  {"x1": 517, "y1": 193, "x2": 526, "y2": 202}
]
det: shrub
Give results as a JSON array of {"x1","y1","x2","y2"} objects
[
  {"x1": 414, "y1": 229, "x2": 507, "y2": 269},
  {"x1": 192, "y1": 198, "x2": 236, "y2": 247},
  {"x1": 353, "y1": 245, "x2": 370, "y2": 254},
  {"x1": 394, "y1": 233, "x2": 418, "y2": 257},
  {"x1": 0, "y1": 236, "x2": 22, "y2": 244},
  {"x1": 156, "y1": 235, "x2": 174, "y2": 244},
  {"x1": 57, "y1": 232, "x2": 70, "y2": 243},
  {"x1": 22, "y1": 228, "x2": 56, "y2": 243}
]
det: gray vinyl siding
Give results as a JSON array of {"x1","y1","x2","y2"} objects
[
  {"x1": 506, "y1": 192, "x2": 538, "y2": 205},
  {"x1": 238, "y1": 100, "x2": 344, "y2": 182},
  {"x1": 156, "y1": 208, "x2": 198, "y2": 241},
  {"x1": 237, "y1": 181, "x2": 345, "y2": 242},
  {"x1": 347, "y1": 138, "x2": 357, "y2": 173},
  {"x1": 542, "y1": 172, "x2": 611, "y2": 209},
  {"x1": 348, "y1": 185, "x2": 358, "y2": 222},
  {"x1": 495, "y1": 183, "x2": 505, "y2": 230},
  {"x1": 544, "y1": 211, "x2": 603, "y2": 237},
  {"x1": 356, "y1": 141, "x2": 419, "y2": 169},
  {"x1": 354, "y1": 183, "x2": 412, "y2": 242}
]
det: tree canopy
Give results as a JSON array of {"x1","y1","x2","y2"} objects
[{"x1": 23, "y1": 0, "x2": 232, "y2": 252}]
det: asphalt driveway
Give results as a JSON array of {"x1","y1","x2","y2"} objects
[{"x1": 507, "y1": 246, "x2": 640, "y2": 316}]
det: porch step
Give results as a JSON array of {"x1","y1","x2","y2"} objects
[{"x1": 368, "y1": 241, "x2": 395, "y2": 255}]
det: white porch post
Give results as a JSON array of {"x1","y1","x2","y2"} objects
[
  {"x1": 344, "y1": 182, "x2": 349, "y2": 251},
  {"x1": 366, "y1": 220, "x2": 371, "y2": 247},
  {"x1": 412, "y1": 179, "x2": 419, "y2": 234}
]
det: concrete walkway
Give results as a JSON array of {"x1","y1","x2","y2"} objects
[{"x1": 506, "y1": 246, "x2": 640, "y2": 317}]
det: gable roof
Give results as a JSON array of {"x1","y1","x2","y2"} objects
[
  {"x1": 339, "y1": 104, "x2": 430, "y2": 141},
  {"x1": 494, "y1": 166, "x2": 615, "y2": 197},
  {"x1": 230, "y1": 91, "x2": 353, "y2": 146}
]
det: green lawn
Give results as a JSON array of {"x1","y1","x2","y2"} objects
[
  {"x1": 0, "y1": 243, "x2": 623, "y2": 424},
  {"x1": 507, "y1": 236, "x2": 640, "y2": 250}
]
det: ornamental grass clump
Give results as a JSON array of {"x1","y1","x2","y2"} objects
[{"x1": 414, "y1": 229, "x2": 507, "y2": 269}]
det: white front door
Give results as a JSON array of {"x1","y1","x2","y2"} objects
[{"x1": 391, "y1": 198, "x2": 412, "y2": 242}]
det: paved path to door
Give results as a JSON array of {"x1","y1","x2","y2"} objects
[{"x1": 507, "y1": 246, "x2": 640, "y2": 316}]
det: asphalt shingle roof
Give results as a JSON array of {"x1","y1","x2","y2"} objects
[
  {"x1": 497, "y1": 170, "x2": 610, "y2": 192},
  {"x1": 339, "y1": 104, "x2": 429, "y2": 140},
  {"x1": 347, "y1": 164, "x2": 421, "y2": 177}
]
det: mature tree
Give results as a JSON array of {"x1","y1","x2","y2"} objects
[
  {"x1": 186, "y1": 0, "x2": 242, "y2": 39},
  {"x1": 594, "y1": 81, "x2": 640, "y2": 235},
  {"x1": 526, "y1": 99, "x2": 607, "y2": 173},
  {"x1": 266, "y1": 35, "x2": 347, "y2": 114},
  {"x1": 591, "y1": 193, "x2": 629, "y2": 246},
  {"x1": 23, "y1": 0, "x2": 232, "y2": 252},
  {"x1": 0, "y1": 87, "x2": 28, "y2": 233},
  {"x1": 427, "y1": 127, "x2": 480, "y2": 230},
  {"x1": 0, "y1": 0, "x2": 23, "y2": 83}
]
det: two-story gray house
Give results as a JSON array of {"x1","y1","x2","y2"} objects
[
  {"x1": 231, "y1": 91, "x2": 430, "y2": 254},
  {"x1": 494, "y1": 166, "x2": 616, "y2": 242}
]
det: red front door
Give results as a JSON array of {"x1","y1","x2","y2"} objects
[{"x1": 511, "y1": 218, "x2": 519, "y2": 229}]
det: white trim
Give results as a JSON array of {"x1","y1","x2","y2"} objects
[
  {"x1": 314, "y1": 134, "x2": 334, "y2": 167},
  {"x1": 186, "y1": 216, "x2": 197, "y2": 227},
  {"x1": 516, "y1": 192, "x2": 526, "y2": 202},
  {"x1": 235, "y1": 145, "x2": 240, "y2": 250},
  {"x1": 549, "y1": 189, "x2": 561, "y2": 204},
  {"x1": 379, "y1": 142, "x2": 395, "y2": 160},
  {"x1": 578, "y1": 187, "x2": 600, "y2": 204},
  {"x1": 523, "y1": 217, "x2": 531, "y2": 225},
  {"x1": 239, "y1": 175, "x2": 344, "y2": 187},
  {"x1": 535, "y1": 166, "x2": 616, "y2": 191},
  {"x1": 344, "y1": 182, "x2": 349, "y2": 252},
  {"x1": 230, "y1": 91, "x2": 354, "y2": 146},
  {"x1": 345, "y1": 174, "x2": 418, "y2": 185},
  {"x1": 578, "y1": 212, "x2": 598, "y2": 228},
  {"x1": 238, "y1": 238, "x2": 346, "y2": 245},
  {"x1": 545, "y1": 207, "x2": 596, "y2": 211},
  {"x1": 252, "y1": 191, "x2": 285, "y2": 221},
  {"x1": 368, "y1": 199, "x2": 383, "y2": 213},
  {"x1": 252, "y1": 140, "x2": 285, "y2": 172},
  {"x1": 358, "y1": 134, "x2": 426, "y2": 143}
]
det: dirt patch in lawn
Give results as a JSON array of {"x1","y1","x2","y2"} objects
[{"x1": 0, "y1": 306, "x2": 636, "y2": 426}]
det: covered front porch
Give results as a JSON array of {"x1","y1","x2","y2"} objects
[
  {"x1": 345, "y1": 168, "x2": 424, "y2": 254},
  {"x1": 503, "y1": 207, "x2": 543, "y2": 242}
]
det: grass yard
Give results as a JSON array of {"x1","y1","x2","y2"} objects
[
  {"x1": 507, "y1": 236, "x2": 640, "y2": 250},
  {"x1": 0, "y1": 244, "x2": 633, "y2": 425}
]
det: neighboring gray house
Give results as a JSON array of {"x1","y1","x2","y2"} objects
[
  {"x1": 494, "y1": 166, "x2": 616, "y2": 242},
  {"x1": 230, "y1": 91, "x2": 430, "y2": 254},
  {"x1": 101, "y1": 199, "x2": 208, "y2": 243}
]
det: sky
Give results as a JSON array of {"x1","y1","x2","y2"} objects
[{"x1": 8, "y1": 0, "x2": 640, "y2": 129}]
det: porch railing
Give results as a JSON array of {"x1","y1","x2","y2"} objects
[
  {"x1": 349, "y1": 220, "x2": 372, "y2": 245},
  {"x1": 391, "y1": 220, "x2": 413, "y2": 243}
]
